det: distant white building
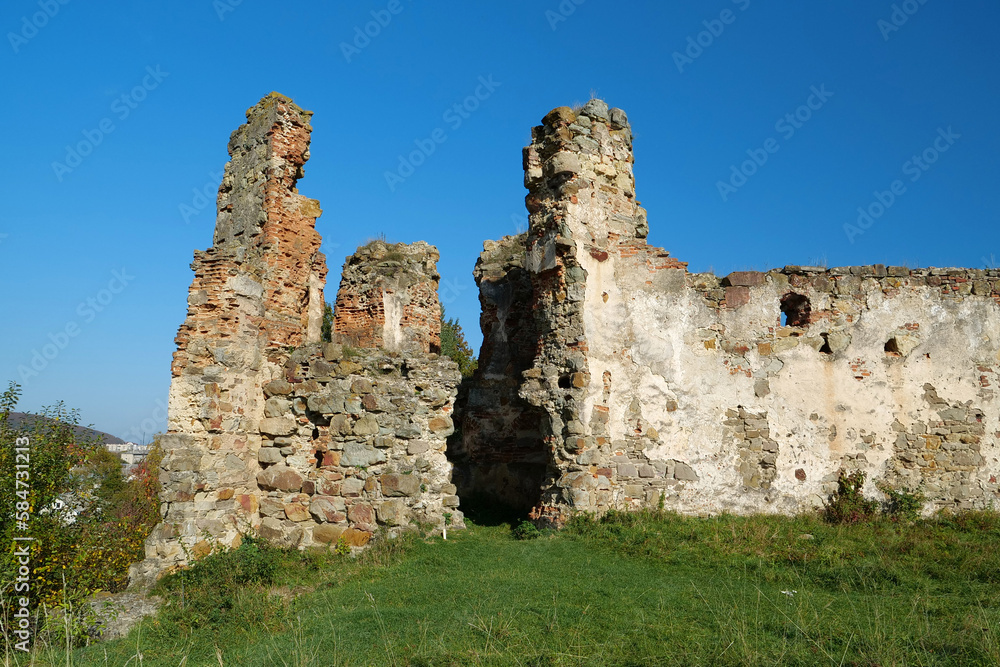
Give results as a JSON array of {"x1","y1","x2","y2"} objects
[{"x1": 104, "y1": 442, "x2": 151, "y2": 470}]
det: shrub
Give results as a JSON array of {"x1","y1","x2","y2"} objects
[
  {"x1": 878, "y1": 482, "x2": 925, "y2": 521},
  {"x1": 513, "y1": 520, "x2": 541, "y2": 541},
  {"x1": 824, "y1": 469, "x2": 879, "y2": 524},
  {"x1": 0, "y1": 382, "x2": 162, "y2": 644}
]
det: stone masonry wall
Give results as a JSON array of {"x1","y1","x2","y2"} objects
[
  {"x1": 253, "y1": 341, "x2": 463, "y2": 549},
  {"x1": 134, "y1": 93, "x2": 327, "y2": 585},
  {"x1": 472, "y1": 100, "x2": 1000, "y2": 526},
  {"x1": 333, "y1": 241, "x2": 443, "y2": 355},
  {"x1": 133, "y1": 97, "x2": 461, "y2": 587}
]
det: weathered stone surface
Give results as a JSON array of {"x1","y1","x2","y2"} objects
[
  {"x1": 309, "y1": 496, "x2": 344, "y2": 523},
  {"x1": 137, "y1": 92, "x2": 330, "y2": 584},
  {"x1": 257, "y1": 466, "x2": 304, "y2": 492},
  {"x1": 381, "y1": 473, "x2": 422, "y2": 497},
  {"x1": 313, "y1": 524, "x2": 346, "y2": 544},
  {"x1": 283, "y1": 502, "x2": 310, "y2": 522},
  {"x1": 341, "y1": 442, "x2": 386, "y2": 468},
  {"x1": 260, "y1": 417, "x2": 297, "y2": 437},
  {"x1": 340, "y1": 528, "x2": 372, "y2": 547},
  {"x1": 378, "y1": 499, "x2": 407, "y2": 526},
  {"x1": 258, "y1": 447, "x2": 284, "y2": 464},
  {"x1": 333, "y1": 241, "x2": 444, "y2": 355}
]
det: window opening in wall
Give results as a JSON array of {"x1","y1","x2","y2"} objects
[
  {"x1": 885, "y1": 338, "x2": 901, "y2": 356},
  {"x1": 780, "y1": 293, "x2": 811, "y2": 328},
  {"x1": 819, "y1": 333, "x2": 833, "y2": 355}
]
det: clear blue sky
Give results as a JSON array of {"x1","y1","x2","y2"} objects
[{"x1": 1, "y1": 1, "x2": 997, "y2": 441}]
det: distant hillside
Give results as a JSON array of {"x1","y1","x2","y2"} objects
[{"x1": 5, "y1": 412, "x2": 125, "y2": 445}]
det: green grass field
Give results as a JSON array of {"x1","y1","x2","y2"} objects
[{"x1": 13, "y1": 509, "x2": 1000, "y2": 666}]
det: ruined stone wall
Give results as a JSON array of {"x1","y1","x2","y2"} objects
[
  {"x1": 134, "y1": 97, "x2": 460, "y2": 586},
  {"x1": 253, "y1": 341, "x2": 463, "y2": 549},
  {"x1": 134, "y1": 93, "x2": 327, "y2": 585},
  {"x1": 333, "y1": 241, "x2": 443, "y2": 355},
  {"x1": 471, "y1": 100, "x2": 1000, "y2": 525}
]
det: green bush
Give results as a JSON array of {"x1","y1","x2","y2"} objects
[
  {"x1": 0, "y1": 382, "x2": 162, "y2": 644},
  {"x1": 824, "y1": 469, "x2": 879, "y2": 524},
  {"x1": 512, "y1": 520, "x2": 541, "y2": 540},
  {"x1": 878, "y1": 482, "x2": 926, "y2": 521}
]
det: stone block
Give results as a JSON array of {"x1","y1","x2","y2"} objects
[
  {"x1": 259, "y1": 417, "x2": 296, "y2": 437},
  {"x1": 377, "y1": 499, "x2": 407, "y2": 526},
  {"x1": 347, "y1": 503, "x2": 375, "y2": 525},
  {"x1": 308, "y1": 393, "x2": 346, "y2": 415},
  {"x1": 313, "y1": 524, "x2": 346, "y2": 545},
  {"x1": 264, "y1": 380, "x2": 293, "y2": 397},
  {"x1": 381, "y1": 473, "x2": 422, "y2": 497},
  {"x1": 258, "y1": 447, "x2": 284, "y2": 464},
  {"x1": 724, "y1": 271, "x2": 765, "y2": 287},
  {"x1": 353, "y1": 414, "x2": 380, "y2": 436},
  {"x1": 322, "y1": 343, "x2": 344, "y2": 362},
  {"x1": 341, "y1": 443, "x2": 385, "y2": 467},
  {"x1": 724, "y1": 286, "x2": 751, "y2": 309},
  {"x1": 257, "y1": 466, "x2": 304, "y2": 492},
  {"x1": 310, "y1": 496, "x2": 344, "y2": 523},
  {"x1": 407, "y1": 440, "x2": 430, "y2": 455},
  {"x1": 264, "y1": 397, "x2": 291, "y2": 418},
  {"x1": 342, "y1": 478, "x2": 365, "y2": 497},
  {"x1": 258, "y1": 517, "x2": 284, "y2": 541},
  {"x1": 341, "y1": 528, "x2": 372, "y2": 547},
  {"x1": 673, "y1": 462, "x2": 699, "y2": 481},
  {"x1": 284, "y1": 502, "x2": 310, "y2": 522}
]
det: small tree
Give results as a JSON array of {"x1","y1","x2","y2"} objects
[
  {"x1": 321, "y1": 302, "x2": 334, "y2": 342},
  {"x1": 823, "y1": 469, "x2": 879, "y2": 524},
  {"x1": 440, "y1": 309, "x2": 478, "y2": 379}
]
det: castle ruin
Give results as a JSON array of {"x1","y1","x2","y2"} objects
[{"x1": 135, "y1": 93, "x2": 1000, "y2": 582}]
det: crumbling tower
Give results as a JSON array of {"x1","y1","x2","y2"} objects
[
  {"x1": 332, "y1": 240, "x2": 443, "y2": 355},
  {"x1": 133, "y1": 93, "x2": 327, "y2": 584}
]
